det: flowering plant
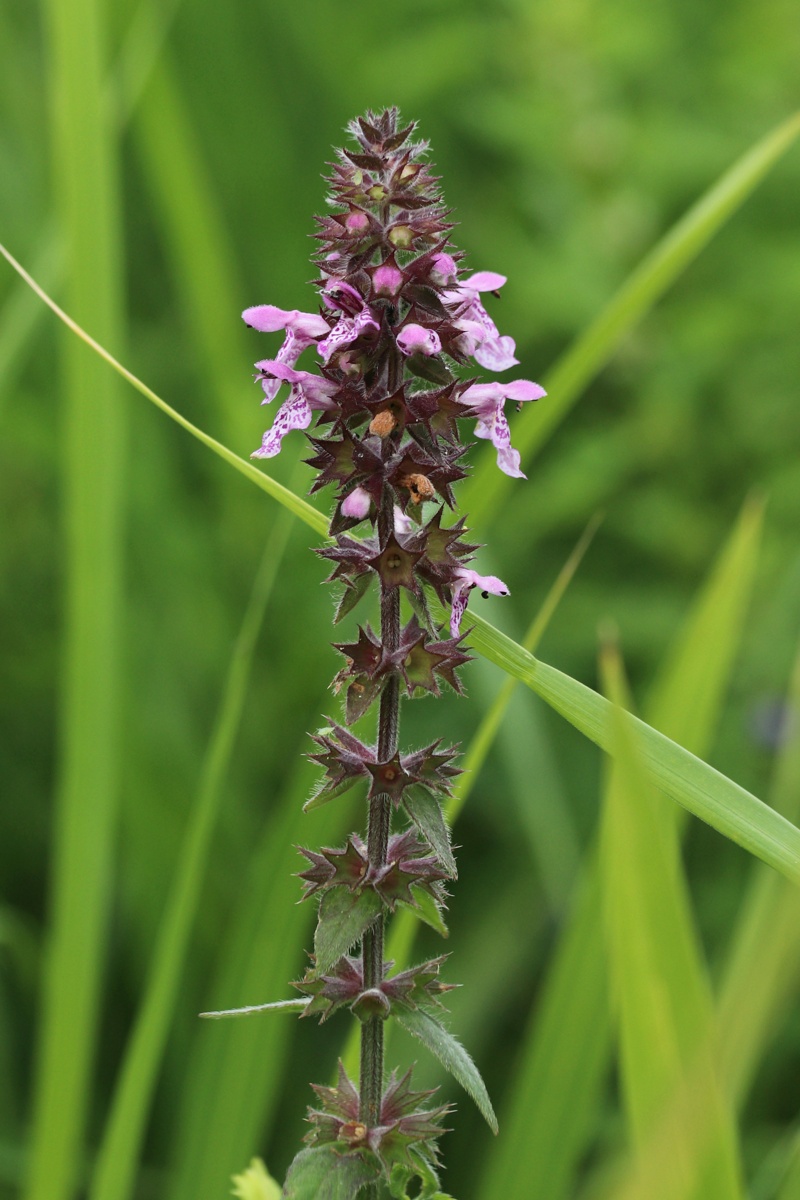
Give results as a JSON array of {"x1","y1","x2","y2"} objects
[{"x1": 230, "y1": 108, "x2": 544, "y2": 1199}]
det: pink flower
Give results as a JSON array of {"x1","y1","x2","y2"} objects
[
  {"x1": 341, "y1": 486, "x2": 371, "y2": 520},
  {"x1": 322, "y1": 278, "x2": 364, "y2": 316},
  {"x1": 242, "y1": 305, "x2": 330, "y2": 401},
  {"x1": 394, "y1": 507, "x2": 414, "y2": 535},
  {"x1": 430, "y1": 253, "x2": 458, "y2": 286},
  {"x1": 396, "y1": 324, "x2": 442, "y2": 357},
  {"x1": 444, "y1": 271, "x2": 518, "y2": 371},
  {"x1": 251, "y1": 361, "x2": 338, "y2": 459},
  {"x1": 458, "y1": 379, "x2": 545, "y2": 478},
  {"x1": 450, "y1": 568, "x2": 510, "y2": 636},
  {"x1": 318, "y1": 307, "x2": 380, "y2": 364}
]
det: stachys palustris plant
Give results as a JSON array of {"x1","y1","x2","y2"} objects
[{"x1": 227, "y1": 108, "x2": 545, "y2": 1199}]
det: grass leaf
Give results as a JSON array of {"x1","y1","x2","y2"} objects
[
  {"x1": 599, "y1": 641, "x2": 743, "y2": 1200},
  {"x1": 22, "y1": 1, "x2": 126, "y2": 1197},
  {"x1": 461, "y1": 113, "x2": 800, "y2": 525},
  {"x1": 478, "y1": 498, "x2": 763, "y2": 1200}
]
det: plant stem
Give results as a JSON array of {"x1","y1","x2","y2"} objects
[{"x1": 360, "y1": 491, "x2": 400, "y2": 1136}]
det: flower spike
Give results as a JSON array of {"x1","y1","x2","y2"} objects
[{"x1": 238, "y1": 107, "x2": 544, "y2": 1195}]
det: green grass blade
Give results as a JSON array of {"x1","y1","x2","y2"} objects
[
  {"x1": 451, "y1": 512, "x2": 602, "y2": 827},
  {"x1": 3, "y1": 250, "x2": 790, "y2": 875},
  {"x1": 2, "y1": 246, "x2": 786, "y2": 884},
  {"x1": 476, "y1": 858, "x2": 610, "y2": 1200},
  {"x1": 0, "y1": 242, "x2": 328, "y2": 538},
  {"x1": 22, "y1": 0, "x2": 126, "y2": 1196},
  {"x1": 461, "y1": 113, "x2": 800, "y2": 525},
  {"x1": 0, "y1": 0, "x2": 183, "y2": 420},
  {"x1": 133, "y1": 50, "x2": 251, "y2": 450},
  {"x1": 716, "y1": 647, "x2": 800, "y2": 1107},
  {"x1": 167, "y1": 771, "x2": 355, "y2": 1200},
  {"x1": 88, "y1": 514, "x2": 292, "y2": 1200},
  {"x1": 599, "y1": 642, "x2": 743, "y2": 1200},
  {"x1": 467, "y1": 617, "x2": 800, "y2": 883},
  {"x1": 0, "y1": 230, "x2": 62, "y2": 418},
  {"x1": 478, "y1": 498, "x2": 762, "y2": 1200},
  {"x1": 645, "y1": 494, "x2": 765, "y2": 747}
]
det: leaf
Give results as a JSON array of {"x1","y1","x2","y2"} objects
[
  {"x1": 199, "y1": 999, "x2": 309, "y2": 1019},
  {"x1": 303, "y1": 776, "x2": 362, "y2": 813},
  {"x1": 398, "y1": 887, "x2": 449, "y2": 939},
  {"x1": 599, "y1": 642, "x2": 744, "y2": 1199},
  {"x1": 314, "y1": 888, "x2": 383, "y2": 974},
  {"x1": 476, "y1": 498, "x2": 763, "y2": 1200},
  {"x1": 334, "y1": 574, "x2": 372, "y2": 624},
  {"x1": 403, "y1": 787, "x2": 457, "y2": 878},
  {"x1": 282, "y1": 1147, "x2": 377, "y2": 1200},
  {"x1": 466, "y1": 614, "x2": 800, "y2": 886},
  {"x1": 394, "y1": 1006, "x2": 498, "y2": 1134},
  {"x1": 231, "y1": 1157, "x2": 281, "y2": 1200}
]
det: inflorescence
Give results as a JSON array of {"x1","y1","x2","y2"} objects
[{"x1": 241, "y1": 108, "x2": 544, "y2": 1198}]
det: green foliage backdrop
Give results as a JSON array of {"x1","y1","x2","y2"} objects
[{"x1": 1, "y1": 1, "x2": 800, "y2": 1198}]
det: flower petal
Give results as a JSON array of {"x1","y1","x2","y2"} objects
[
  {"x1": 251, "y1": 395, "x2": 312, "y2": 459},
  {"x1": 449, "y1": 569, "x2": 510, "y2": 636},
  {"x1": 461, "y1": 271, "x2": 506, "y2": 293},
  {"x1": 318, "y1": 308, "x2": 380, "y2": 363},
  {"x1": 505, "y1": 379, "x2": 546, "y2": 402},
  {"x1": 243, "y1": 305, "x2": 328, "y2": 337},
  {"x1": 473, "y1": 334, "x2": 518, "y2": 372}
]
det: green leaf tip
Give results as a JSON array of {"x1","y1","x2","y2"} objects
[
  {"x1": 395, "y1": 1006, "x2": 498, "y2": 1134},
  {"x1": 231, "y1": 1157, "x2": 281, "y2": 1200}
]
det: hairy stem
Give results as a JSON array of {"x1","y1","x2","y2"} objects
[{"x1": 360, "y1": 491, "x2": 400, "y2": 1137}]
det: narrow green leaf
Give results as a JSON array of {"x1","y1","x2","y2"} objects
[
  {"x1": 646, "y1": 493, "x2": 765, "y2": 748},
  {"x1": 282, "y1": 1147, "x2": 377, "y2": 1200},
  {"x1": 466, "y1": 616, "x2": 800, "y2": 885},
  {"x1": 2, "y1": 260, "x2": 779, "y2": 883},
  {"x1": 200, "y1": 999, "x2": 309, "y2": 1019},
  {"x1": 463, "y1": 113, "x2": 800, "y2": 524},
  {"x1": 478, "y1": 499, "x2": 762, "y2": 1200},
  {"x1": 716, "y1": 646, "x2": 800, "y2": 1106},
  {"x1": 167, "y1": 772, "x2": 353, "y2": 1200},
  {"x1": 403, "y1": 787, "x2": 457, "y2": 878},
  {"x1": 89, "y1": 516, "x2": 296, "y2": 1200},
  {"x1": 0, "y1": 241, "x2": 329, "y2": 540},
  {"x1": 600, "y1": 643, "x2": 743, "y2": 1199},
  {"x1": 314, "y1": 889, "x2": 383, "y2": 975},
  {"x1": 23, "y1": 0, "x2": 126, "y2": 1197},
  {"x1": 394, "y1": 1006, "x2": 498, "y2": 1134},
  {"x1": 476, "y1": 862, "x2": 610, "y2": 1200}
]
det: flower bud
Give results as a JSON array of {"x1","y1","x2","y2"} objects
[
  {"x1": 341, "y1": 487, "x2": 371, "y2": 520},
  {"x1": 397, "y1": 324, "x2": 441, "y2": 358},
  {"x1": 345, "y1": 210, "x2": 370, "y2": 235},
  {"x1": 388, "y1": 225, "x2": 414, "y2": 249},
  {"x1": 372, "y1": 262, "x2": 404, "y2": 297},
  {"x1": 430, "y1": 252, "x2": 458, "y2": 286}
]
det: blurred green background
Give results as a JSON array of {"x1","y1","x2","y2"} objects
[{"x1": 2, "y1": 0, "x2": 800, "y2": 1198}]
